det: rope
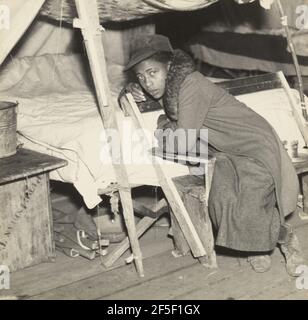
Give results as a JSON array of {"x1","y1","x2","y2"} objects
[{"x1": 0, "y1": 176, "x2": 42, "y2": 251}]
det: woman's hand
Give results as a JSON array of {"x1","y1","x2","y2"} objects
[
  {"x1": 157, "y1": 114, "x2": 176, "y2": 130},
  {"x1": 125, "y1": 82, "x2": 146, "y2": 102},
  {"x1": 157, "y1": 114, "x2": 170, "y2": 129},
  {"x1": 155, "y1": 114, "x2": 177, "y2": 145}
]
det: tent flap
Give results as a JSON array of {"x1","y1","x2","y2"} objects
[{"x1": 0, "y1": 0, "x2": 45, "y2": 65}]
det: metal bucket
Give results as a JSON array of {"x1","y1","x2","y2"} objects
[{"x1": 0, "y1": 101, "x2": 17, "y2": 159}]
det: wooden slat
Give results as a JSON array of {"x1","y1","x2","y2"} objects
[
  {"x1": 102, "y1": 216, "x2": 158, "y2": 268},
  {"x1": 102, "y1": 197, "x2": 167, "y2": 267},
  {"x1": 74, "y1": 0, "x2": 144, "y2": 276},
  {"x1": 98, "y1": 183, "x2": 143, "y2": 195},
  {"x1": 0, "y1": 148, "x2": 67, "y2": 184},
  {"x1": 217, "y1": 73, "x2": 282, "y2": 96},
  {"x1": 132, "y1": 198, "x2": 168, "y2": 219},
  {"x1": 125, "y1": 93, "x2": 206, "y2": 258},
  {"x1": 27, "y1": 251, "x2": 199, "y2": 300},
  {"x1": 293, "y1": 159, "x2": 308, "y2": 175},
  {"x1": 101, "y1": 259, "x2": 236, "y2": 300}
]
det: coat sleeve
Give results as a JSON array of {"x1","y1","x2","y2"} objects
[{"x1": 162, "y1": 75, "x2": 213, "y2": 154}]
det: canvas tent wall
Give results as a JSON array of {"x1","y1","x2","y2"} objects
[
  {"x1": 0, "y1": 0, "x2": 154, "y2": 66},
  {"x1": 3, "y1": 0, "x2": 301, "y2": 67},
  {"x1": 0, "y1": 0, "x2": 225, "y2": 63},
  {"x1": 2, "y1": 0, "x2": 280, "y2": 65}
]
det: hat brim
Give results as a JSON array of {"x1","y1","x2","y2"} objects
[{"x1": 124, "y1": 50, "x2": 157, "y2": 71}]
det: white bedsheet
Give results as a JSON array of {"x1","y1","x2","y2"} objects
[{"x1": 14, "y1": 93, "x2": 189, "y2": 208}]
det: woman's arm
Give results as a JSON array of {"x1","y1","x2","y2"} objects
[{"x1": 157, "y1": 74, "x2": 212, "y2": 154}]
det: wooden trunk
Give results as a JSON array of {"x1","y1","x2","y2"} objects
[{"x1": 0, "y1": 174, "x2": 54, "y2": 272}]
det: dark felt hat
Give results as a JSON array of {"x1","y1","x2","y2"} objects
[{"x1": 124, "y1": 34, "x2": 173, "y2": 71}]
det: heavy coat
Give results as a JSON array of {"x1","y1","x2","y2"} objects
[{"x1": 158, "y1": 50, "x2": 299, "y2": 251}]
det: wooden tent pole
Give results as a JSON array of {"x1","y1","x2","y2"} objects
[{"x1": 74, "y1": 0, "x2": 144, "y2": 276}]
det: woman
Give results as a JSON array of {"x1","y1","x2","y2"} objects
[{"x1": 122, "y1": 34, "x2": 304, "y2": 276}]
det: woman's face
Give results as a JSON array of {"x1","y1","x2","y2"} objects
[{"x1": 133, "y1": 58, "x2": 170, "y2": 100}]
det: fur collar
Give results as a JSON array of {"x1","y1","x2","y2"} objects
[{"x1": 163, "y1": 49, "x2": 196, "y2": 121}]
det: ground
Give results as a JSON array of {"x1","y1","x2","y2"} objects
[{"x1": 1, "y1": 185, "x2": 308, "y2": 300}]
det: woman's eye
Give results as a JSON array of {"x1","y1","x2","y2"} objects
[{"x1": 149, "y1": 71, "x2": 156, "y2": 76}]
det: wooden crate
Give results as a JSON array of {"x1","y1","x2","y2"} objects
[
  {"x1": 0, "y1": 149, "x2": 67, "y2": 272},
  {"x1": 0, "y1": 174, "x2": 54, "y2": 272},
  {"x1": 171, "y1": 175, "x2": 216, "y2": 266}
]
